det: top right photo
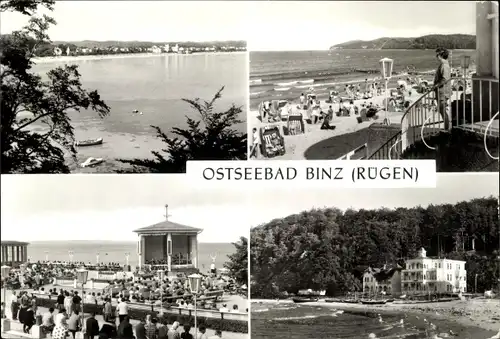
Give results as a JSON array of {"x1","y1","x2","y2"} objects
[{"x1": 248, "y1": 1, "x2": 498, "y2": 173}]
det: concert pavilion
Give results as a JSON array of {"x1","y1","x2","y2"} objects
[{"x1": 134, "y1": 205, "x2": 203, "y2": 275}]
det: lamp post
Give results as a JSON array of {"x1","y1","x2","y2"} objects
[
  {"x1": 461, "y1": 55, "x2": 471, "y2": 92},
  {"x1": 76, "y1": 268, "x2": 88, "y2": 328},
  {"x1": 158, "y1": 270, "x2": 165, "y2": 316},
  {"x1": 44, "y1": 251, "x2": 49, "y2": 262},
  {"x1": 68, "y1": 251, "x2": 74, "y2": 264},
  {"x1": 379, "y1": 57, "x2": 394, "y2": 125},
  {"x1": 188, "y1": 273, "x2": 202, "y2": 339},
  {"x1": 1, "y1": 265, "x2": 11, "y2": 316},
  {"x1": 96, "y1": 252, "x2": 100, "y2": 265},
  {"x1": 125, "y1": 253, "x2": 130, "y2": 267}
]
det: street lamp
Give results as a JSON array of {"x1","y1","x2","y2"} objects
[
  {"x1": 125, "y1": 253, "x2": 130, "y2": 269},
  {"x1": 96, "y1": 252, "x2": 100, "y2": 265},
  {"x1": 158, "y1": 270, "x2": 165, "y2": 316},
  {"x1": 44, "y1": 251, "x2": 49, "y2": 262},
  {"x1": 1, "y1": 265, "x2": 11, "y2": 314},
  {"x1": 76, "y1": 268, "x2": 89, "y2": 326},
  {"x1": 379, "y1": 57, "x2": 394, "y2": 125},
  {"x1": 68, "y1": 251, "x2": 74, "y2": 264},
  {"x1": 461, "y1": 55, "x2": 471, "y2": 92},
  {"x1": 188, "y1": 273, "x2": 202, "y2": 339}
]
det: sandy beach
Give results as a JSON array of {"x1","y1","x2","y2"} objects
[
  {"x1": 32, "y1": 51, "x2": 247, "y2": 64},
  {"x1": 252, "y1": 298, "x2": 500, "y2": 334},
  {"x1": 249, "y1": 88, "x2": 414, "y2": 160}
]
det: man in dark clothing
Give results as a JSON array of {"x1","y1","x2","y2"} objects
[
  {"x1": 72, "y1": 292, "x2": 82, "y2": 313},
  {"x1": 57, "y1": 292, "x2": 65, "y2": 311},
  {"x1": 117, "y1": 316, "x2": 134, "y2": 339},
  {"x1": 433, "y1": 47, "x2": 452, "y2": 130},
  {"x1": 135, "y1": 318, "x2": 147, "y2": 339},
  {"x1": 85, "y1": 313, "x2": 100, "y2": 339}
]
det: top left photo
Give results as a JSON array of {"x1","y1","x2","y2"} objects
[{"x1": 1, "y1": 0, "x2": 248, "y2": 174}]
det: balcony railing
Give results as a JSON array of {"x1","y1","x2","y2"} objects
[{"x1": 369, "y1": 76, "x2": 499, "y2": 160}]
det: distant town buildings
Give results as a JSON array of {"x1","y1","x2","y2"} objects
[
  {"x1": 362, "y1": 248, "x2": 467, "y2": 297},
  {"x1": 47, "y1": 42, "x2": 246, "y2": 58}
]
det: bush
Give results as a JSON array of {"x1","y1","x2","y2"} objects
[{"x1": 35, "y1": 297, "x2": 247, "y2": 333}]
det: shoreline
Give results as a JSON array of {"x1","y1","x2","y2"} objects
[
  {"x1": 32, "y1": 51, "x2": 247, "y2": 64},
  {"x1": 251, "y1": 298, "x2": 500, "y2": 334}
]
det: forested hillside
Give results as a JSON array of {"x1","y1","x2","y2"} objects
[
  {"x1": 250, "y1": 197, "x2": 499, "y2": 298},
  {"x1": 331, "y1": 34, "x2": 475, "y2": 50}
]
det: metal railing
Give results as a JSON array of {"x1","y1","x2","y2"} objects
[
  {"x1": 337, "y1": 143, "x2": 368, "y2": 160},
  {"x1": 369, "y1": 76, "x2": 499, "y2": 159}
]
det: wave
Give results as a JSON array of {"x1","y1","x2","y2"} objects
[
  {"x1": 249, "y1": 79, "x2": 262, "y2": 85},
  {"x1": 298, "y1": 79, "x2": 314, "y2": 84},
  {"x1": 275, "y1": 81, "x2": 298, "y2": 86},
  {"x1": 274, "y1": 87, "x2": 291, "y2": 91},
  {"x1": 272, "y1": 313, "x2": 341, "y2": 321},
  {"x1": 253, "y1": 308, "x2": 270, "y2": 313},
  {"x1": 250, "y1": 91, "x2": 266, "y2": 96}
]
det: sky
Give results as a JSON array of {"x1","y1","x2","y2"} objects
[
  {"x1": 248, "y1": 173, "x2": 499, "y2": 227},
  {"x1": 0, "y1": 1, "x2": 476, "y2": 51},
  {"x1": 0, "y1": 175, "x2": 249, "y2": 243}
]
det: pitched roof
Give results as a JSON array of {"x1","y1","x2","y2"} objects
[
  {"x1": 1, "y1": 241, "x2": 29, "y2": 246},
  {"x1": 133, "y1": 220, "x2": 202, "y2": 234}
]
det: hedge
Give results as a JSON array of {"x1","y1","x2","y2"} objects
[{"x1": 35, "y1": 297, "x2": 248, "y2": 333}]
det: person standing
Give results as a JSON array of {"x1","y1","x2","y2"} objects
[
  {"x1": 158, "y1": 318, "x2": 169, "y2": 339},
  {"x1": 196, "y1": 326, "x2": 209, "y2": 339},
  {"x1": 117, "y1": 315, "x2": 134, "y2": 339},
  {"x1": 433, "y1": 47, "x2": 452, "y2": 130},
  {"x1": 135, "y1": 318, "x2": 147, "y2": 339},
  {"x1": 67, "y1": 309, "x2": 82, "y2": 339},
  {"x1": 144, "y1": 315, "x2": 158, "y2": 339},
  {"x1": 167, "y1": 321, "x2": 181, "y2": 339},
  {"x1": 52, "y1": 309, "x2": 69, "y2": 339},
  {"x1": 180, "y1": 325, "x2": 193, "y2": 339},
  {"x1": 85, "y1": 312, "x2": 100, "y2": 339},
  {"x1": 103, "y1": 298, "x2": 113, "y2": 323},
  {"x1": 208, "y1": 330, "x2": 222, "y2": 339},
  {"x1": 23, "y1": 304, "x2": 35, "y2": 334},
  {"x1": 42, "y1": 307, "x2": 56, "y2": 333},
  {"x1": 117, "y1": 298, "x2": 128, "y2": 324},
  {"x1": 250, "y1": 128, "x2": 261, "y2": 159},
  {"x1": 10, "y1": 291, "x2": 19, "y2": 320}
]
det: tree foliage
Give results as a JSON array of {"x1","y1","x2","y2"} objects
[
  {"x1": 250, "y1": 197, "x2": 499, "y2": 298},
  {"x1": 1, "y1": 0, "x2": 110, "y2": 173},
  {"x1": 117, "y1": 87, "x2": 247, "y2": 173},
  {"x1": 224, "y1": 236, "x2": 248, "y2": 293}
]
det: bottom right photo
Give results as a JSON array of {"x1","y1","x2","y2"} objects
[{"x1": 249, "y1": 174, "x2": 499, "y2": 339}]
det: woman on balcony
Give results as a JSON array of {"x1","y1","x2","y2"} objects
[{"x1": 433, "y1": 47, "x2": 452, "y2": 130}]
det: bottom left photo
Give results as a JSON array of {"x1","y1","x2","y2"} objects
[{"x1": 0, "y1": 175, "x2": 249, "y2": 339}]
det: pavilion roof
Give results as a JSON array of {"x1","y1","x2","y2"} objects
[
  {"x1": 133, "y1": 220, "x2": 202, "y2": 235},
  {"x1": 1, "y1": 241, "x2": 29, "y2": 246}
]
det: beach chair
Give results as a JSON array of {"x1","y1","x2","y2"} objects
[
  {"x1": 259, "y1": 126, "x2": 285, "y2": 158},
  {"x1": 286, "y1": 114, "x2": 305, "y2": 135}
]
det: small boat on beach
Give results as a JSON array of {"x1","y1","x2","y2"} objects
[
  {"x1": 292, "y1": 297, "x2": 318, "y2": 303},
  {"x1": 80, "y1": 157, "x2": 104, "y2": 168},
  {"x1": 361, "y1": 299, "x2": 387, "y2": 305},
  {"x1": 75, "y1": 137, "x2": 103, "y2": 147},
  {"x1": 342, "y1": 299, "x2": 361, "y2": 304}
]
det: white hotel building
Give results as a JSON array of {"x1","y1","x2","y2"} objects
[{"x1": 401, "y1": 248, "x2": 467, "y2": 295}]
